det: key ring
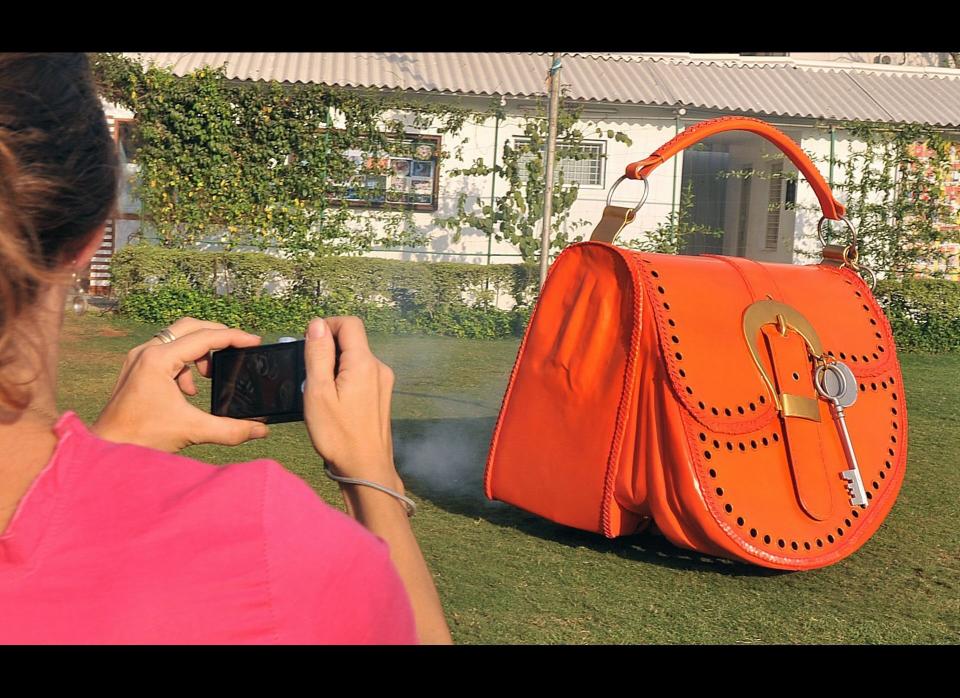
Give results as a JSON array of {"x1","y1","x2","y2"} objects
[{"x1": 814, "y1": 362, "x2": 847, "y2": 402}]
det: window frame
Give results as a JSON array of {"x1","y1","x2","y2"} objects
[
  {"x1": 512, "y1": 136, "x2": 608, "y2": 189},
  {"x1": 330, "y1": 133, "x2": 442, "y2": 213}
]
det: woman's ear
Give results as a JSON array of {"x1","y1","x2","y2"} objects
[{"x1": 71, "y1": 224, "x2": 107, "y2": 271}]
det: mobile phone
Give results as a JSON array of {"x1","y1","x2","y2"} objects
[{"x1": 211, "y1": 338, "x2": 306, "y2": 424}]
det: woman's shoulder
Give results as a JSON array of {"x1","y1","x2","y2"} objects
[
  {"x1": 51, "y1": 413, "x2": 415, "y2": 643},
  {"x1": 58, "y1": 411, "x2": 275, "y2": 512},
  {"x1": 55, "y1": 411, "x2": 376, "y2": 551}
]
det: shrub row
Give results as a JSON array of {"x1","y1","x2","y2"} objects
[
  {"x1": 110, "y1": 245, "x2": 960, "y2": 351},
  {"x1": 109, "y1": 245, "x2": 538, "y2": 339},
  {"x1": 874, "y1": 276, "x2": 960, "y2": 353}
]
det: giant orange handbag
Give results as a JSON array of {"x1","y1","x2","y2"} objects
[{"x1": 484, "y1": 116, "x2": 906, "y2": 570}]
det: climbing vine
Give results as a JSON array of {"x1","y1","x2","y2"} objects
[
  {"x1": 90, "y1": 53, "x2": 474, "y2": 257},
  {"x1": 696, "y1": 123, "x2": 958, "y2": 277},
  {"x1": 92, "y1": 55, "x2": 958, "y2": 278},
  {"x1": 437, "y1": 94, "x2": 632, "y2": 264},
  {"x1": 827, "y1": 122, "x2": 959, "y2": 277}
]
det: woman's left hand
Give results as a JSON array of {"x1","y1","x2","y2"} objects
[{"x1": 92, "y1": 318, "x2": 271, "y2": 452}]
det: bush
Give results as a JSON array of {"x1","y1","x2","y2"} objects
[
  {"x1": 875, "y1": 276, "x2": 960, "y2": 353},
  {"x1": 110, "y1": 244, "x2": 538, "y2": 339},
  {"x1": 111, "y1": 244, "x2": 960, "y2": 350}
]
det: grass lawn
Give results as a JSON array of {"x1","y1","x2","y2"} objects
[{"x1": 58, "y1": 312, "x2": 959, "y2": 644}]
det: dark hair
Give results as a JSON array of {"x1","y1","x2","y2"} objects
[{"x1": 0, "y1": 53, "x2": 118, "y2": 408}]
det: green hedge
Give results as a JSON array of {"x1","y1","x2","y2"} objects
[
  {"x1": 110, "y1": 244, "x2": 538, "y2": 339},
  {"x1": 111, "y1": 245, "x2": 960, "y2": 350},
  {"x1": 874, "y1": 277, "x2": 960, "y2": 353}
]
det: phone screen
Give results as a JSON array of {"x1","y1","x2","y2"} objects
[{"x1": 211, "y1": 340, "x2": 306, "y2": 424}]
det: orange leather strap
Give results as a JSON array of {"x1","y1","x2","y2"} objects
[
  {"x1": 762, "y1": 328, "x2": 833, "y2": 522},
  {"x1": 625, "y1": 116, "x2": 846, "y2": 220}
]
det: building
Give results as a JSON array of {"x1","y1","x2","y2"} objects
[
  {"x1": 788, "y1": 52, "x2": 956, "y2": 68},
  {"x1": 94, "y1": 52, "x2": 960, "y2": 293}
]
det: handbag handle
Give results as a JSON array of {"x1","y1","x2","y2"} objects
[{"x1": 623, "y1": 116, "x2": 846, "y2": 220}]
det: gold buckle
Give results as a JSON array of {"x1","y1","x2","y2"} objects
[{"x1": 742, "y1": 300, "x2": 824, "y2": 422}]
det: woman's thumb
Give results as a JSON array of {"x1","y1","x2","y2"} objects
[
  {"x1": 193, "y1": 411, "x2": 270, "y2": 447},
  {"x1": 304, "y1": 318, "x2": 337, "y2": 396}
]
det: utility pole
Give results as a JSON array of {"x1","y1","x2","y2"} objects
[{"x1": 539, "y1": 53, "x2": 562, "y2": 288}]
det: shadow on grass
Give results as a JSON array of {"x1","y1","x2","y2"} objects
[{"x1": 393, "y1": 416, "x2": 787, "y2": 578}]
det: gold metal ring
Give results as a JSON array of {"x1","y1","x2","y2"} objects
[
  {"x1": 817, "y1": 215, "x2": 858, "y2": 249},
  {"x1": 842, "y1": 245, "x2": 859, "y2": 266},
  {"x1": 838, "y1": 244, "x2": 877, "y2": 290},
  {"x1": 153, "y1": 328, "x2": 177, "y2": 344},
  {"x1": 857, "y1": 262, "x2": 878, "y2": 291}
]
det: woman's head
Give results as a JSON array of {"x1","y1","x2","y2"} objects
[{"x1": 0, "y1": 53, "x2": 118, "y2": 408}]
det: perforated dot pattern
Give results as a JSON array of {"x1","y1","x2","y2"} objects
[
  {"x1": 696, "y1": 367, "x2": 903, "y2": 559},
  {"x1": 639, "y1": 259, "x2": 904, "y2": 565}
]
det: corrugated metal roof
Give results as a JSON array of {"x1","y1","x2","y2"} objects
[{"x1": 127, "y1": 52, "x2": 960, "y2": 128}]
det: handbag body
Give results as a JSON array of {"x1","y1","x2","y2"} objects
[{"x1": 484, "y1": 117, "x2": 906, "y2": 570}]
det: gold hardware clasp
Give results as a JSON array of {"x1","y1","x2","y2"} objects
[{"x1": 742, "y1": 300, "x2": 825, "y2": 422}]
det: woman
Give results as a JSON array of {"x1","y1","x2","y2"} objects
[{"x1": 0, "y1": 53, "x2": 451, "y2": 644}]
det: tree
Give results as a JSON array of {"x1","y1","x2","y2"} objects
[
  {"x1": 826, "y1": 122, "x2": 958, "y2": 277},
  {"x1": 438, "y1": 95, "x2": 632, "y2": 264}
]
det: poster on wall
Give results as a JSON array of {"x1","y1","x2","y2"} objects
[
  {"x1": 382, "y1": 154, "x2": 436, "y2": 206},
  {"x1": 411, "y1": 160, "x2": 434, "y2": 178},
  {"x1": 332, "y1": 137, "x2": 439, "y2": 211},
  {"x1": 410, "y1": 178, "x2": 432, "y2": 204}
]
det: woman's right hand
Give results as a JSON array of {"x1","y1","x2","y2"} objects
[
  {"x1": 302, "y1": 316, "x2": 453, "y2": 644},
  {"x1": 302, "y1": 317, "x2": 402, "y2": 493},
  {"x1": 92, "y1": 317, "x2": 269, "y2": 452}
]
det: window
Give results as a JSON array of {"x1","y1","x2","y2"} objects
[
  {"x1": 114, "y1": 119, "x2": 141, "y2": 219},
  {"x1": 117, "y1": 119, "x2": 141, "y2": 165},
  {"x1": 785, "y1": 178, "x2": 797, "y2": 209},
  {"x1": 736, "y1": 168, "x2": 753, "y2": 257},
  {"x1": 513, "y1": 138, "x2": 607, "y2": 187},
  {"x1": 333, "y1": 134, "x2": 441, "y2": 212},
  {"x1": 765, "y1": 162, "x2": 783, "y2": 250}
]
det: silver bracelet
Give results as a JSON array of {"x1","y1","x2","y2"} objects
[{"x1": 323, "y1": 465, "x2": 417, "y2": 517}]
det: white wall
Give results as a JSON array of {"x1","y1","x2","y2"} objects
[
  {"x1": 790, "y1": 52, "x2": 949, "y2": 68},
  {"x1": 359, "y1": 105, "x2": 684, "y2": 263},
  {"x1": 796, "y1": 129, "x2": 869, "y2": 263},
  {"x1": 104, "y1": 96, "x2": 894, "y2": 271}
]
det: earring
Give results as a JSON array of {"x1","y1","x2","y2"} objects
[{"x1": 71, "y1": 271, "x2": 87, "y2": 315}]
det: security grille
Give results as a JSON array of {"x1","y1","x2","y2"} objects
[
  {"x1": 514, "y1": 138, "x2": 606, "y2": 187},
  {"x1": 766, "y1": 162, "x2": 784, "y2": 250}
]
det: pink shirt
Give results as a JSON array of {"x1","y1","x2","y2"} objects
[{"x1": 0, "y1": 412, "x2": 417, "y2": 644}]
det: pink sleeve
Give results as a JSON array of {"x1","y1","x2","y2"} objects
[{"x1": 260, "y1": 461, "x2": 418, "y2": 644}]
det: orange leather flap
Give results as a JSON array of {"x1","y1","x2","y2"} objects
[
  {"x1": 485, "y1": 243, "x2": 643, "y2": 535},
  {"x1": 627, "y1": 248, "x2": 897, "y2": 435}
]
